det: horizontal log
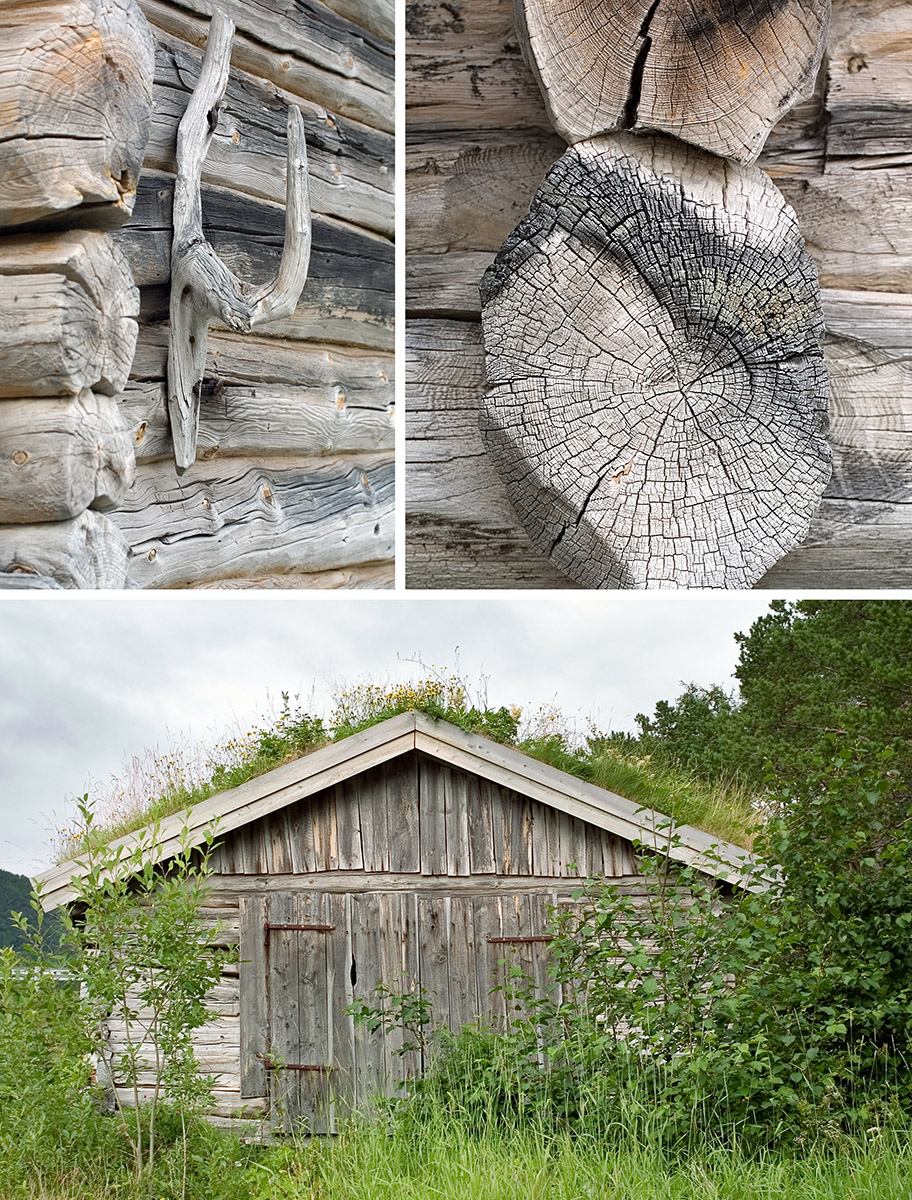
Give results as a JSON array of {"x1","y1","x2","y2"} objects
[
  {"x1": 0, "y1": 391, "x2": 134, "y2": 522},
  {"x1": 0, "y1": 231, "x2": 138, "y2": 398},
  {"x1": 140, "y1": 0, "x2": 393, "y2": 133},
  {"x1": 111, "y1": 454, "x2": 394, "y2": 587},
  {"x1": 0, "y1": 510, "x2": 130, "y2": 588},
  {"x1": 0, "y1": 0, "x2": 155, "y2": 227},
  {"x1": 125, "y1": 324, "x2": 393, "y2": 461},
  {"x1": 145, "y1": 39, "x2": 393, "y2": 235},
  {"x1": 113, "y1": 172, "x2": 393, "y2": 352},
  {"x1": 323, "y1": 0, "x2": 393, "y2": 42},
  {"x1": 826, "y1": 1, "x2": 912, "y2": 157},
  {"x1": 186, "y1": 561, "x2": 393, "y2": 588},
  {"x1": 779, "y1": 162, "x2": 912, "y2": 293},
  {"x1": 406, "y1": 318, "x2": 577, "y2": 589}
]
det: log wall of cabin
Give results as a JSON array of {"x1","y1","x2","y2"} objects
[
  {"x1": 0, "y1": 0, "x2": 393, "y2": 589},
  {"x1": 405, "y1": 0, "x2": 912, "y2": 589},
  {"x1": 101, "y1": 754, "x2": 648, "y2": 1131}
]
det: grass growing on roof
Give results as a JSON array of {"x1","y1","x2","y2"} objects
[{"x1": 56, "y1": 675, "x2": 761, "y2": 861}]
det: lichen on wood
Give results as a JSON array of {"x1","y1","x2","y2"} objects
[
  {"x1": 515, "y1": 0, "x2": 831, "y2": 164},
  {"x1": 479, "y1": 133, "x2": 831, "y2": 590}
]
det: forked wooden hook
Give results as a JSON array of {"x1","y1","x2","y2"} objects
[{"x1": 167, "y1": 8, "x2": 312, "y2": 472}]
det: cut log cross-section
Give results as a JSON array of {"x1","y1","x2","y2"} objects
[
  {"x1": 479, "y1": 134, "x2": 831, "y2": 590},
  {"x1": 515, "y1": 0, "x2": 831, "y2": 164},
  {"x1": 0, "y1": 0, "x2": 156, "y2": 228}
]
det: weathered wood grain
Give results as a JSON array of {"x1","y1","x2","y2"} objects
[
  {"x1": 514, "y1": 0, "x2": 829, "y2": 163},
  {"x1": 827, "y1": 0, "x2": 912, "y2": 157},
  {"x1": 140, "y1": 0, "x2": 393, "y2": 133},
  {"x1": 0, "y1": 509, "x2": 130, "y2": 587},
  {"x1": 0, "y1": 231, "x2": 138, "y2": 398},
  {"x1": 407, "y1": 318, "x2": 576, "y2": 589},
  {"x1": 0, "y1": 391, "x2": 133, "y2": 522},
  {"x1": 184, "y1": 562, "x2": 393, "y2": 587},
  {"x1": 480, "y1": 134, "x2": 830, "y2": 589},
  {"x1": 111, "y1": 453, "x2": 393, "y2": 588},
  {"x1": 166, "y1": 11, "x2": 312, "y2": 470},
  {"x1": 0, "y1": 0, "x2": 155, "y2": 227},
  {"x1": 114, "y1": 172, "x2": 394, "y2": 352},
  {"x1": 146, "y1": 40, "x2": 393, "y2": 236}
]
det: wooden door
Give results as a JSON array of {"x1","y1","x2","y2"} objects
[{"x1": 265, "y1": 892, "x2": 338, "y2": 1134}]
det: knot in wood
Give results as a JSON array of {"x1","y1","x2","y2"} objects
[{"x1": 479, "y1": 134, "x2": 831, "y2": 590}]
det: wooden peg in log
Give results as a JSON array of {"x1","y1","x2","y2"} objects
[
  {"x1": 479, "y1": 133, "x2": 831, "y2": 590},
  {"x1": 514, "y1": 0, "x2": 830, "y2": 164},
  {"x1": 0, "y1": 231, "x2": 139, "y2": 398},
  {"x1": 0, "y1": 0, "x2": 155, "y2": 227},
  {"x1": 168, "y1": 8, "x2": 312, "y2": 472}
]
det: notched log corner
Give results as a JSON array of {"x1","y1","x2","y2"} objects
[
  {"x1": 167, "y1": 8, "x2": 312, "y2": 472},
  {"x1": 0, "y1": 0, "x2": 156, "y2": 228},
  {"x1": 514, "y1": 0, "x2": 831, "y2": 163},
  {"x1": 479, "y1": 133, "x2": 831, "y2": 590}
]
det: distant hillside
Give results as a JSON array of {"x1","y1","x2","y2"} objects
[{"x1": 0, "y1": 867, "x2": 33, "y2": 951}]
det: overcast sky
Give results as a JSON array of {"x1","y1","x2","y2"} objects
[{"x1": 0, "y1": 592, "x2": 776, "y2": 877}]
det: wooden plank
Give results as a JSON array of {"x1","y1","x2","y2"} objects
[
  {"x1": 143, "y1": 40, "x2": 393, "y2": 234},
  {"x1": 334, "y1": 780, "x2": 364, "y2": 871},
  {"x1": 141, "y1": 0, "x2": 393, "y2": 132},
  {"x1": 186, "y1": 561, "x2": 393, "y2": 589},
  {"x1": 209, "y1": 871, "x2": 657, "y2": 895},
  {"x1": 416, "y1": 892, "x2": 449, "y2": 1031},
  {"x1": 327, "y1": 892, "x2": 355, "y2": 1123},
  {"x1": 447, "y1": 895, "x2": 476, "y2": 1031},
  {"x1": 418, "y1": 755, "x2": 447, "y2": 875},
  {"x1": 370, "y1": 761, "x2": 390, "y2": 872},
  {"x1": 0, "y1": 510, "x2": 130, "y2": 589},
  {"x1": 111, "y1": 453, "x2": 394, "y2": 589},
  {"x1": 472, "y1": 893, "x2": 503, "y2": 1028},
  {"x1": 265, "y1": 892, "x2": 296, "y2": 1130},
  {"x1": 239, "y1": 894, "x2": 268, "y2": 1098},
  {"x1": 0, "y1": 392, "x2": 133, "y2": 523},
  {"x1": 0, "y1": 0, "x2": 155, "y2": 227},
  {"x1": 348, "y1": 891, "x2": 385, "y2": 1104},
  {"x1": 444, "y1": 766, "x2": 470, "y2": 876},
  {"x1": 386, "y1": 757, "x2": 420, "y2": 874},
  {"x1": 287, "y1": 798, "x2": 318, "y2": 875},
  {"x1": 292, "y1": 892, "x2": 332, "y2": 1134},
  {"x1": 312, "y1": 792, "x2": 338, "y2": 873},
  {"x1": 323, "y1": 0, "x2": 393, "y2": 44},
  {"x1": 0, "y1": 231, "x2": 138, "y2": 399},
  {"x1": 466, "y1": 773, "x2": 495, "y2": 875}
]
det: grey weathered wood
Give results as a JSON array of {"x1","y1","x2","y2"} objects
[
  {"x1": 0, "y1": 509, "x2": 130, "y2": 588},
  {"x1": 0, "y1": 392, "x2": 134, "y2": 522},
  {"x1": 208, "y1": 871, "x2": 662, "y2": 895},
  {"x1": 143, "y1": 41, "x2": 393, "y2": 237},
  {"x1": 419, "y1": 757, "x2": 447, "y2": 875},
  {"x1": 239, "y1": 894, "x2": 268, "y2": 1098},
  {"x1": 514, "y1": 0, "x2": 830, "y2": 163},
  {"x1": 186, "y1": 562, "x2": 393, "y2": 589},
  {"x1": 0, "y1": 0, "x2": 155, "y2": 227},
  {"x1": 0, "y1": 232, "x2": 139, "y2": 399},
  {"x1": 168, "y1": 10, "x2": 311, "y2": 470},
  {"x1": 480, "y1": 133, "x2": 830, "y2": 589},
  {"x1": 125, "y1": 323, "x2": 393, "y2": 462},
  {"x1": 139, "y1": 0, "x2": 394, "y2": 134},
  {"x1": 387, "y1": 758, "x2": 420, "y2": 873},
  {"x1": 110, "y1": 453, "x2": 393, "y2": 588}
]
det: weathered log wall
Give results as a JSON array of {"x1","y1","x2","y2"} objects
[
  {"x1": 406, "y1": 0, "x2": 912, "y2": 588},
  {"x1": 0, "y1": 0, "x2": 393, "y2": 588}
]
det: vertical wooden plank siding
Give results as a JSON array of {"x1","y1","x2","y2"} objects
[
  {"x1": 418, "y1": 756, "x2": 447, "y2": 874},
  {"x1": 239, "y1": 894, "x2": 268, "y2": 1098},
  {"x1": 387, "y1": 757, "x2": 421, "y2": 872}
]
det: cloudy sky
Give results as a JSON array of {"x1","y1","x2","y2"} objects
[{"x1": 0, "y1": 592, "x2": 775, "y2": 876}]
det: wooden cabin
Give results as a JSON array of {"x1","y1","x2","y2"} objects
[
  {"x1": 36, "y1": 712, "x2": 756, "y2": 1134},
  {"x1": 0, "y1": 0, "x2": 393, "y2": 588}
]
